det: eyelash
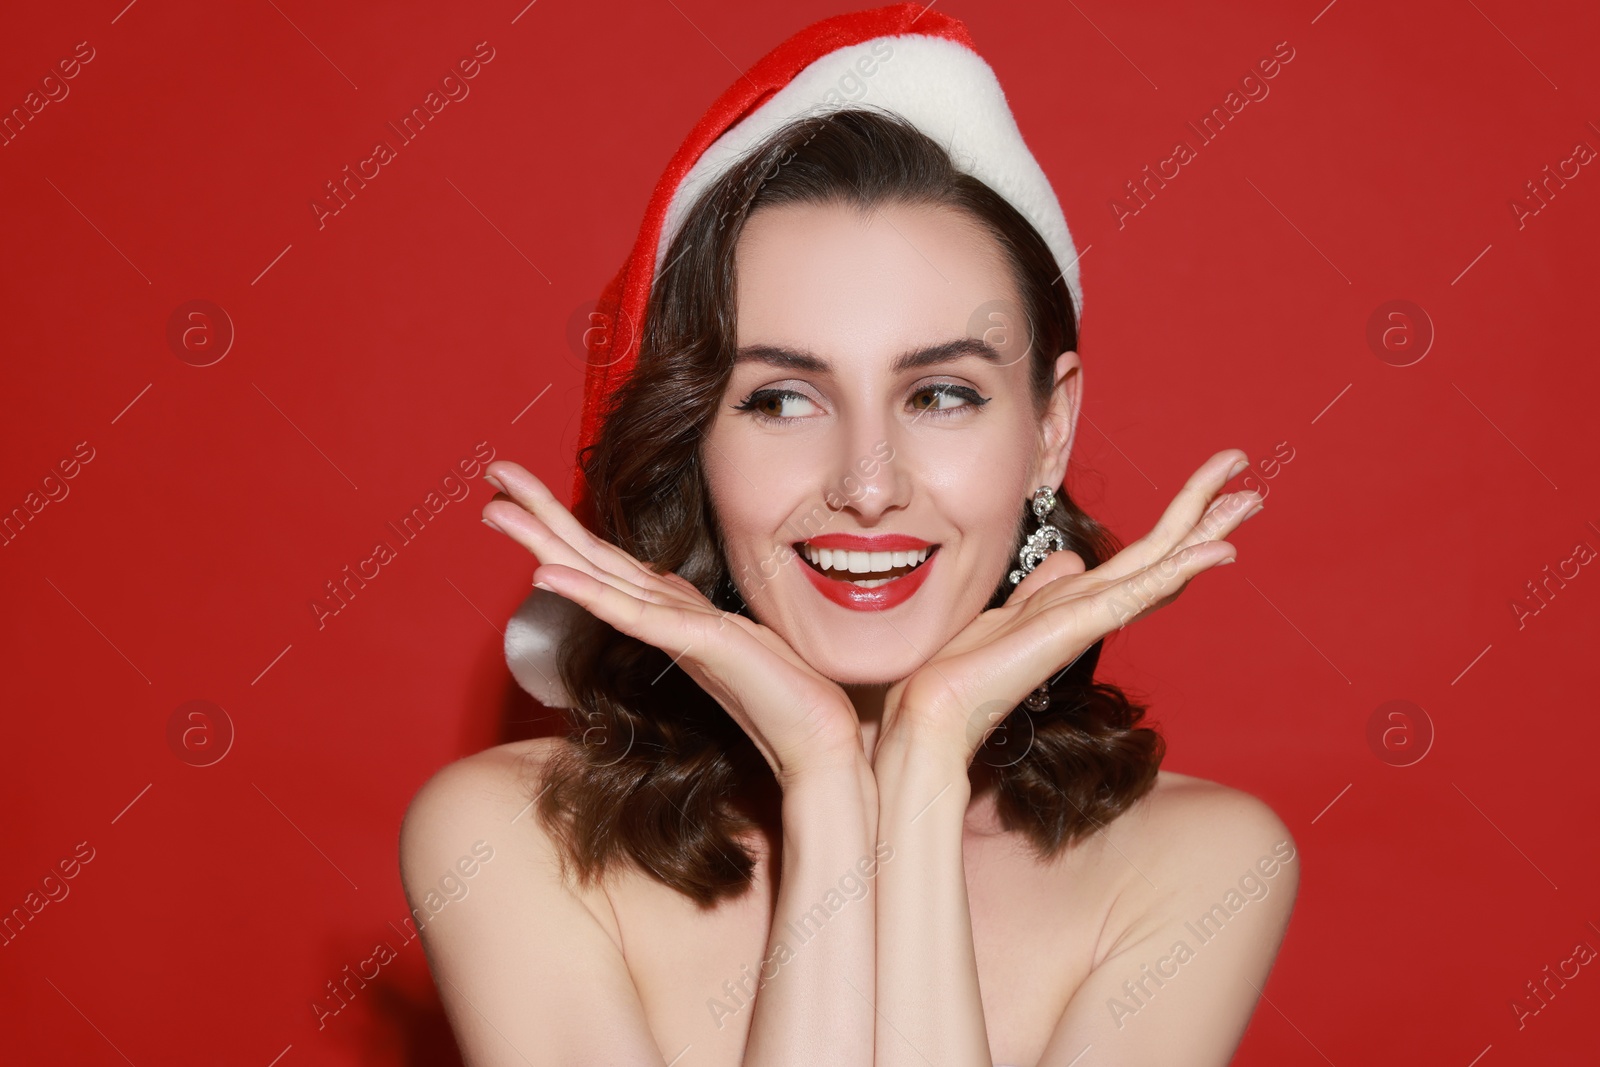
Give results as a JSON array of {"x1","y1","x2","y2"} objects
[{"x1": 733, "y1": 383, "x2": 991, "y2": 425}]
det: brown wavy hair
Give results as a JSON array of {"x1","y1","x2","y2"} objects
[{"x1": 532, "y1": 107, "x2": 1163, "y2": 907}]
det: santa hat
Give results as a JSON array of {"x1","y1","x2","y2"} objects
[
  {"x1": 570, "y1": 1, "x2": 1083, "y2": 529},
  {"x1": 512, "y1": 2, "x2": 1083, "y2": 707}
]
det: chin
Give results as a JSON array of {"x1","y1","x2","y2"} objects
[{"x1": 797, "y1": 640, "x2": 923, "y2": 688}]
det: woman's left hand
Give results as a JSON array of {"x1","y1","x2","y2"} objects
[{"x1": 877, "y1": 450, "x2": 1263, "y2": 769}]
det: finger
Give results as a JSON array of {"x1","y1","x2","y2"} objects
[
  {"x1": 1092, "y1": 450, "x2": 1247, "y2": 582},
  {"x1": 534, "y1": 563, "x2": 703, "y2": 652},
  {"x1": 489, "y1": 501, "x2": 675, "y2": 606},
  {"x1": 1183, "y1": 489, "x2": 1263, "y2": 550},
  {"x1": 1004, "y1": 546, "x2": 1086, "y2": 607},
  {"x1": 485, "y1": 460, "x2": 680, "y2": 595},
  {"x1": 1089, "y1": 538, "x2": 1235, "y2": 633}
]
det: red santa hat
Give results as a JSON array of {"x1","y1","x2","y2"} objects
[
  {"x1": 568, "y1": 1, "x2": 1084, "y2": 533},
  {"x1": 513, "y1": 4, "x2": 1084, "y2": 706}
]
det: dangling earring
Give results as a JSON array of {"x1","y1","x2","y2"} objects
[{"x1": 1009, "y1": 486, "x2": 1066, "y2": 712}]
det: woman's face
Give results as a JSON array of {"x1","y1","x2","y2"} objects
[{"x1": 701, "y1": 198, "x2": 1081, "y2": 686}]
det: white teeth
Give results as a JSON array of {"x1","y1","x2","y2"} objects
[{"x1": 799, "y1": 543, "x2": 933, "y2": 579}]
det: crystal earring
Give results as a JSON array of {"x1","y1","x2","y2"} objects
[{"x1": 1009, "y1": 486, "x2": 1066, "y2": 712}]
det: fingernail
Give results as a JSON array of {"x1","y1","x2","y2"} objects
[
  {"x1": 1217, "y1": 555, "x2": 1237, "y2": 566},
  {"x1": 482, "y1": 517, "x2": 504, "y2": 534},
  {"x1": 484, "y1": 474, "x2": 508, "y2": 494},
  {"x1": 1226, "y1": 459, "x2": 1248, "y2": 480},
  {"x1": 1242, "y1": 503, "x2": 1264, "y2": 522},
  {"x1": 534, "y1": 580, "x2": 553, "y2": 592}
]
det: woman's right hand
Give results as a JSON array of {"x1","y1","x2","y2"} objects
[{"x1": 481, "y1": 460, "x2": 864, "y2": 787}]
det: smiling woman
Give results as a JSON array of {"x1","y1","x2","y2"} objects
[{"x1": 399, "y1": 6, "x2": 1294, "y2": 1067}]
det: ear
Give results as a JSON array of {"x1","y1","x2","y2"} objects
[{"x1": 1031, "y1": 350, "x2": 1081, "y2": 492}]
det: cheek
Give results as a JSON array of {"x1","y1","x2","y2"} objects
[
  {"x1": 919, "y1": 425, "x2": 1035, "y2": 523},
  {"x1": 701, "y1": 436, "x2": 795, "y2": 568}
]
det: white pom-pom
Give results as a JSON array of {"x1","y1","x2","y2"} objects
[{"x1": 504, "y1": 587, "x2": 584, "y2": 708}]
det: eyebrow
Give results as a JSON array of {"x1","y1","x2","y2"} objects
[{"x1": 732, "y1": 337, "x2": 1005, "y2": 375}]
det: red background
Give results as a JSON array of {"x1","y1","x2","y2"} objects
[{"x1": 3, "y1": 1, "x2": 1597, "y2": 1064}]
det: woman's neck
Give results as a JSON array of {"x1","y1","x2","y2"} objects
[{"x1": 843, "y1": 682, "x2": 889, "y2": 757}]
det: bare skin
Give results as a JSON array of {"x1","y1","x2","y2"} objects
[{"x1": 401, "y1": 201, "x2": 1298, "y2": 1066}]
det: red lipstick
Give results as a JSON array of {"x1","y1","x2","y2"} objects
[
  {"x1": 802, "y1": 533, "x2": 932, "y2": 552},
  {"x1": 793, "y1": 535, "x2": 939, "y2": 612}
]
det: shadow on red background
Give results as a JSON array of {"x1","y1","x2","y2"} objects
[{"x1": 2, "y1": 1, "x2": 1598, "y2": 1064}]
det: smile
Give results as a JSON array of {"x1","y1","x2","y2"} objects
[{"x1": 791, "y1": 534, "x2": 940, "y2": 611}]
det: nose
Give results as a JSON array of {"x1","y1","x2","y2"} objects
[{"x1": 825, "y1": 418, "x2": 907, "y2": 525}]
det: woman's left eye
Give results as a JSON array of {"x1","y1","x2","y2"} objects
[{"x1": 909, "y1": 383, "x2": 989, "y2": 416}]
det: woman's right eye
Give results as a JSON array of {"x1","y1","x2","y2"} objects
[{"x1": 733, "y1": 388, "x2": 819, "y2": 422}]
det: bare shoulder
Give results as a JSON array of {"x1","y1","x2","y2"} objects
[
  {"x1": 1121, "y1": 770, "x2": 1298, "y2": 871},
  {"x1": 1038, "y1": 770, "x2": 1301, "y2": 1061},
  {"x1": 401, "y1": 737, "x2": 566, "y2": 835},
  {"x1": 1094, "y1": 770, "x2": 1300, "y2": 955},
  {"x1": 398, "y1": 736, "x2": 577, "y2": 893},
  {"x1": 397, "y1": 736, "x2": 664, "y2": 1066}
]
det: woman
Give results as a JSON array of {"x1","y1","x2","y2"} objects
[{"x1": 400, "y1": 7, "x2": 1296, "y2": 1066}]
